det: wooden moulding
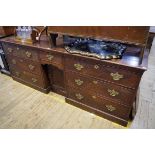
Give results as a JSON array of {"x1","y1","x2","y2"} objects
[
  {"x1": 48, "y1": 26, "x2": 150, "y2": 47},
  {"x1": 12, "y1": 76, "x2": 51, "y2": 94},
  {"x1": 65, "y1": 98, "x2": 128, "y2": 126}
]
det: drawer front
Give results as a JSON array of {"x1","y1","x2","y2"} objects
[
  {"x1": 2, "y1": 43, "x2": 39, "y2": 61},
  {"x1": 40, "y1": 51, "x2": 63, "y2": 68},
  {"x1": 67, "y1": 87, "x2": 130, "y2": 120},
  {"x1": 65, "y1": 71, "x2": 135, "y2": 107},
  {"x1": 10, "y1": 68, "x2": 45, "y2": 88},
  {"x1": 65, "y1": 56, "x2": 141, "y2": 89},
  {"x1": 2, "y1": 43, "x2": 19, "y2": 55},
  {"x1": 6, "y1": 55, "x2": 42, "y2": 75}
]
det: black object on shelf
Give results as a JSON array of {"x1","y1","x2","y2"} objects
[{"x1": 63, "y1": 35, "x2": 126, "y2": 60}]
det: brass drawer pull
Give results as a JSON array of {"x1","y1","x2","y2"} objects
[
  {"x1": 15, "y1": 71, "x2": 20, "y2": 77},
  {"x1": 108, "y1": 89, "x2": 119, "y2": 97},
  {"x1": 75, "y1": 79, "x2": 83, "y2": 86},
  {"x1": 94, "y1": 65, "x2": 99, "y2": 69},
  {"x1": 8, "y1": 48, "x2": 13, "y2": 53},
  {"x1": 28, "y1": 64, "x2": 35, "y2": 70},
  {"x1": 75, "y1": 93, "x2": 84, "y2": 100},
  {"x1": 106, "y1": 105, "x2": 116, "y2": 112},
  {"x1": 110, "y1": 72, "x2": 124, "y2": 81},
  {"x1": 12, "y1": 59, "x2": 16, "y2": 64},
  {"x1": 25, "y1": 51, "x2": 32, "y2": 58},
  {"x1": 46, "y1": 54, "x2": 54, "y2": 61},
  {"x1": 74, "y1": 63, "x2": 84, "y2": 71},
  {"x1": 32, "y1": 78, "x2": 37, "y2": 83},
  {"x1": 93, "y1": 80, "x2": 98, "y2": 84}
]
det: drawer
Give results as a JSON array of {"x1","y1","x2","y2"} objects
[
  {"x1": 2, "y1": 43, "x2": 39, "y2": 61},
  {"x1": 2, "y1": 43, "x2": 19, "y2": 55},
  {"x1": 65, "y1": 71, "x2": 135, "y2": 107},
  {"x1": 39, "y1": 51, "x2": 63, "y2": 69},
  {"x1": 10, "y1": 68, "x2": 46, "y2": 88},
  {"x1": 67, "y1": 87, "x2": 131, "y2": 120},
  {"x1": 6, "y1": 55, "x2": 42, "y2": 75},
  {"x1": 65, "y1": 56, "x2": 142, "y2": 89}
]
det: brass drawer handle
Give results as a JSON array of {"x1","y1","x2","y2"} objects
[
  {"x1": 8, "y1": 48, "x2": 13, "y2": 53},
  {"x1": 46, "y1": 54, "x2": 54, "y2": 61},
  {"x1": 25, "y1": 51, "x2": 32, "y2": 58},
  {"x1": 32, "y1": 78, "x2": 37, "y2": 83},
  {"x1": 93, "y1": 80, "x2": 98, "y2": 84},
  {"x1": 75, "y1": 93, "x2": 84, "y2": 100},
  {"x1": 74, "y1": 63, "x2": 84, "y2": 71},
  {"x1": 15, "y1": 71, "x2": 20, "y2": 77},
  {"x1": 12, "y1": 59, "x2": 16, "y2": 64},
  {"x1": 108, "y1": 89, "x2": 119, "y2": 97},
  {"x1": 110, "y1": 72, "x2": 124, "y2": 81},
  {"x1": 106, "y1": 105, "x2": 116, "y2": 112},
  {"x1": 75, "y1": 79, "x2": 83, "y2": 86},
  {"x1": 94, "y1": 65, "x2": 99, "y2": 69},
  {"x1": 28, "y1": 64, "x2": 35, "y2": 70}
]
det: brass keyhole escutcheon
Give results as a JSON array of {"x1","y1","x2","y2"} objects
[
  {"x1": 74, "y1": 63, "x2": 84, "y2": 71},
  {"x1": 46, "y1": 54, "x2": 54, "y2": 61},
  {"x1": 108, "y1": 89, "x2": 119, "y2": 97},
  {"x1": 106, "y1": 105, "x2": 116, "y2": 112},
  {"x1": 75, "y1": 93, "x2": 84, "y2": 100},
  {"x1": 93, "y1": 80, "x2": 98, "y2": 84},
  {"x1": 110, "y1": 72, "x2": 123, "y2": 81},
  {"x1": 94, "y1": 65, "x2": 99, "y2": 69},
  {"x1": 75, "y1": 79, "x2": 83, "y2": 86},
  {"x1": 92, "y1": 95, "x2": 96, "y2": 99}
]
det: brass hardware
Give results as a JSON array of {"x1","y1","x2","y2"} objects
[
  {"x1": 25, "y1": 51, "x2": 32, "y2": 58},
  {"x1": 28, "y1": 64, "x2": 35, "y2": 70},
  {"x1": 110, "y1": 72, "x2": 123, "y2": 81},
  {"x1": 32, "y1": 78, "x2": 37, "y2": 83},
  {"x1": 106, "y1": 105, "x2": 116, "y2": 112},
  {"x1": 8, "y1": 48, "x2": 13, "y2": 53},
  {"x1": 75, "y1": 93, "x2": 84, "y2": 100},
  {"x1": 46, "y1": 54, "x2": 54, "y2": 61},
  {"x1": 15, "y1": 71, "x2": 20, "y2": 77},
  {"x1": 12, "y1": 59, "x2": 16, "y2": 64},
  {"x1": 93, "y1": 80, "x2": 98, "y2": 84},
  {"x1": 75, "y1": 79, "x2": 83, "y2": 86},
  {"x1": 108, "y1": 89, "x2": 119, "y2": 97},
  {"x1": 74, "y1": 63, "x2": 84, "y2": 71},
  {"x1": 94, "y1": 65, "x2": 99, "y2": 69},
  {"x1": 92, "y1": 95, "x2": 96, "y2": 99}
]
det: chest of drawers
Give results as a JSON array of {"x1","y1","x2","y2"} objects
[
  {"x1": 64, "y1": 55, "x2": 145, "y2": 126},
  {"x1": 0, "y1": 35, "x2": 148, "y2": 127},
  {"x1": 2, "y1": 42, "x2": 50, "y2": 93}
]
